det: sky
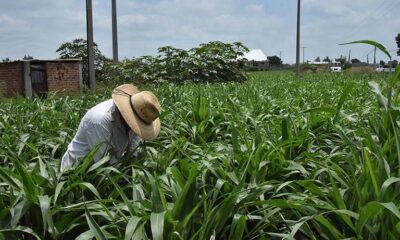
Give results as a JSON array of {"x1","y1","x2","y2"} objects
[{"x1": 0, "y1": 0, "x2": 399, "y2": 64}]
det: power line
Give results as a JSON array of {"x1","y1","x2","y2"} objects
[
  {"x1": 341, "y1": 0, "x2": 398, "y2": 42},
  {"x1": 355, "y1": 48, "x2": 375, "y2": 60}
]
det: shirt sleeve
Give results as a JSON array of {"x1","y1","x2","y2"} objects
[
  {"x1": 127, "y1": 131, "x2": 142, "y2": 158},
  {"x1": 60, "y1": 100, "x2": 116, "y2": 172},
  {"x1": 85, "y1": 121, "x2": 113, "y2": 163}
]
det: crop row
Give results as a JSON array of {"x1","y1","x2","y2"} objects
[{"x1": 0, "y1": 71, "x2": 399, "y2": 239}]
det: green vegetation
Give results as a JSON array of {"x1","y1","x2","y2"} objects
[
  {"x1": 1, "y1": 70, "x2": 400, "y2": 239},
  {"x1": 57, "y1": 38, "x2": 110, "y2": 85},
  {"x1": 104, "y1": 41, "x2": 249, "y2": 84}
]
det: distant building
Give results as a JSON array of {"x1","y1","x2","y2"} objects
[
  {"x1": 243, "y1": 49, "x2": 269, "y2": 70},
  {"x1": 308, "y1": 60, "x2": 342, "y2": 72},
  {"x1": 0, "y1": 59, "x2": 82, "y2": 98}
]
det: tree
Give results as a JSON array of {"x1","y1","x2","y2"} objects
[
  {"x1": 389, "y1": 60, "x2": 398, "y2": 68},
  {"x1": 323, "y1": 56, "x2": 331, "y2": 62},
  {"x1": 2, "y1": 58, "x2": 10, "y2": 63},
  {"x1": 351, "y1": 58, "x2": 361, "y2": 64},
  {"x1": 379, "y1": 60, "x2": 385, "y2": 66},
  {"x1": 56, "y1": 38, "x2": 109, "y2": 84},
  {"x1": 23, "y1": 55, "x2": 33, "y2": 60},
  {"x1": 335, "y1": 55, "x2": 347, "y2": 66},
  {"x1": 314, "y1": 57, "x2": 321, "y2": 62},
  {"x1": 396, "y1": 33, "x2": 400, "y2": 56},
  {"x1": 267, "y1": 55, "x2": 282, "y2": 66}
]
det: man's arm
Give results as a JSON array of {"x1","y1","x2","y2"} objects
[
  {"x1": 126, "y1": 131, "x2": 142, "y2": 159},
  {"x1": 85, "y1": 121, "x2": 113, "y2": 163}
]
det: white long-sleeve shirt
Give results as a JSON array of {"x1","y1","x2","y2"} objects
[{"x1": 61, "y1": 99, "x2": 141, "y2": 172}]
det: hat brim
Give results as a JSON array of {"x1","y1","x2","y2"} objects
[{"x1": 112, "y1": 84, "x2": 161, "y2": 141}]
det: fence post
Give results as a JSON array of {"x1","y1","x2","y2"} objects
[
  {"x1": 23, "y1": 61, "x2": 32, "y2": 98},
  {"x1": 78, "y1": 62, "x2": 83, "y2": 96}
]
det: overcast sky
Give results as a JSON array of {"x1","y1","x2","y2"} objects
[{"x1": 0, "y1": 0, "x2": 399, "y2": 63}]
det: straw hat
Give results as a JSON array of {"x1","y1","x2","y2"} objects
[{"x1": 112, "y1": 84, "x2": 161, "y2": 140}]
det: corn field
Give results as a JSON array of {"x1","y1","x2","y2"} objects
[{"x1": 1, "y1": 70, "x2": 400, "y2": 239}]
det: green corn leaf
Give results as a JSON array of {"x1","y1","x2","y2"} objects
[
  {"x1": 74, "y1": 144, "x2": 102, "y2": 175},
  {"x1": 0, "y1": 167, "x2": 21, "y2": 189},
  {"x1": 10, "y1": 199, "x2": 30, "y2": 228},
  {"x1": 229, "y1": 214, "x2": 246, "y2": 240},
  {"x1": 281, "y1": 116, "x2": 290, "y2": 141},
  {"x1": 85, "y1": 205, "x2": 107, "y2": 240},
  {"x1": 171, "y1": 163, "x2": 197, "y2": 221},
  {"x1": 147, "y1": 172, "x2": 167, "y2": 213},
  {"x1": 204, "y1": 190, "x2": 240, "y2": 238},
  {"x1": 333, "y1": 83, "x2": 354, "y2": 123},
  {"x1": 369, "y1": 81, "x2": 388, "y2": 111},
  {"x1": 9, "y1": 157, "x2": 38, "y2": 203},
  {"x1": 87, "y1": 155, "x2": 110, "y2": 173},
  {"x1": 17, "y1": 133, "x2": 30, "y2": 157},
  {"x1": 339, "y1": 40, "x2": 391, "y2": 60},
  {"x1": 363, "y1": 147, "x2": 380, "y2": 199},
  {"x1": 389, "y1": 65, "x2": 400, "y2": 87},
  {"x1": 39, "y1": 195, "x2": 57, "y2": 238},
  {"x1": 328, "y1": 171, "x2": 356, "y2": 232},
  {"x1": 75, "y1": 182, "x2": 101, "y2": 199},
  {"x1": 300, "y1": 106, "x2": 335, "y2": 114},
  {"x1": 54, "y1": 181, "x2": 66, "y2": 205},
  {"x1": 0, "y1": 226, "x2": 41, "y2": 240},
  {"x1": 125, "y1": 216, "x2": 141, "y2": 240},
  {"x1": 288, "y1": 217, "x2": 313, "y2": 239},
  {"x1": 37, "y1": 157, "x2": 49, "y2": 179},
  {"x1": 76, "y1": 229, "x2": 95, "y2": 240},
  {"x1": 380, "y1": 177, "x2": 400, "y2": 200},
  {"x1": 106, "y1": 173, "x2": 137, "y2": 216},
  {"x1": 357, "y1": 201, "x2": 400, "y2": 234},
  {"x1": 314, "y1": 215, "x2": 341, "y2": 239},
  {"x1": 151, "y1": 211, "x2": 165, "y2": 240},
  {"x1": 170, "y1": 167, "x2": 185, "y2": 188}
]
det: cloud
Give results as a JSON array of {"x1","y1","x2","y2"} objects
[
  {"x1": 301, "y1": 0, "x2": 400, "y2": 61},
  {"x1": 245, "y1": 4, "x2": 265, "y2": 14},
  {"x1": 0, "y1": 0, "x2": 398, "y2": 62},
  {"x1": 111, "y1": 0, "x2": 284, "y2": 59}
]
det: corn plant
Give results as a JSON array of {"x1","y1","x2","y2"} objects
[{"x1": 1, "y1": 65, "x2": 400, "y2": 239}]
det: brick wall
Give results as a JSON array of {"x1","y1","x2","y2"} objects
[
  {"x1": 0, "y1": 62, "x2": 24, "y2": 97},
  {"x1": 46, "y1": 62, "x2": 80, "y2": 93}
]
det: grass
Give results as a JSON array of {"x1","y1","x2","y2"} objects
[{"x1": 1, "y1": 70, "x2": 400, "y2": 239}]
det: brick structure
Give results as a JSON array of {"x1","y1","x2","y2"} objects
[
  {"x1": 46, "y1": 62, "x2": 81, "y2": 93},
  {"x1": 0, "y1": 59, "x2": 82, "y2": 98},
  {"x1": 0, "y1": 62, "x2": 24, "y2": 97}
]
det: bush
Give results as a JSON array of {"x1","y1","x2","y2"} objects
[
  {"x1": 57, "y1": 39, "x2": 110, "y2": 85},
  {"x1": 104, "y1": 41, "x2": 249, "y2": 84},
  {"x1": 300, "y1": 63, "x2": 318, "y2": 73}
]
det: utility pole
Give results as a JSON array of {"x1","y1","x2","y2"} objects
[
  {"x1": 295, "y1": 0, "x2": 301, "y2": 77},
  {"x1": 348, "y1": 49, "x2": 351, "y2": 63},
  {"x1": 301, "y1": 46, "x2": 307, "y2": 63},
  {"x1": 86, "y1": 0, "x2": 95, "y2": 89},
  {"x1": 279, "y1": 51, "x2": 282, "y2": 70},
  {"x1": 373, "y1": 46, "x2": 376, "y2": 65},
  {"x1": 112, "y1": 0, "x2": 118, "y2": 64},
  {"x1": 367, "y1": 54, "x2": 369, "y2": 65}
]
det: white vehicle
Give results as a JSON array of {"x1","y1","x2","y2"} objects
[
  {"x1": 376, "y1": 66, "x2": 394, "y2": 73},
  {"x1": 330, "y1": 66, "x2": 342, "y2": 72},
  {"x1": 330, "y1": 61, "x2": 342, "y2": 72}
]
